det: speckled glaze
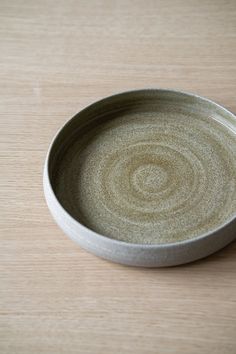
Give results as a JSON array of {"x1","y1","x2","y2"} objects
[{"x1": 44, "y1": 89, "x2": 236, "y2": 267}]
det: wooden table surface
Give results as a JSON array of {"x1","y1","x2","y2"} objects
[{"x1": 1, "y1": 1, "x2": 236, "y2": 353}]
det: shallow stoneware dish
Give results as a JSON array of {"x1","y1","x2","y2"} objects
[{"x1": 43, "y1": 89, "x2": 236, "y2": 267}]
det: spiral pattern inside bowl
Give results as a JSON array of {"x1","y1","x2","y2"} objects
[{"x1": 54, "y1": 97, "x2": 236, "y2": 244}]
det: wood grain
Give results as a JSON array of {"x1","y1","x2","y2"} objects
[{"x1": 0, "y1": 0, "x2": 236, "y2": 353}]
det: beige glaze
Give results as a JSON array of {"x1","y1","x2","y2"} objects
[{"x1": 53, "y1": 90, "x2": 236, "y2": 244}]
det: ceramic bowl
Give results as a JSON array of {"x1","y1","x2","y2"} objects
[{"x1": 43, "y1": 89, "x2": 236, "y2": 267}]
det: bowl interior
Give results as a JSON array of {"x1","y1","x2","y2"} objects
[{"x1": 48, "y1": 90, "x2": 236, "y2": 244}]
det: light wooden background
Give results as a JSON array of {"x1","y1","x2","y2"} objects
[{"x1": 1, "y1": 1, "x2": 236, "y2": 353}]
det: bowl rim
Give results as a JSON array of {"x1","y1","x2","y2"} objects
[{"x1": 44, "y1": 88, "x2": 236, "y2": 249}]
